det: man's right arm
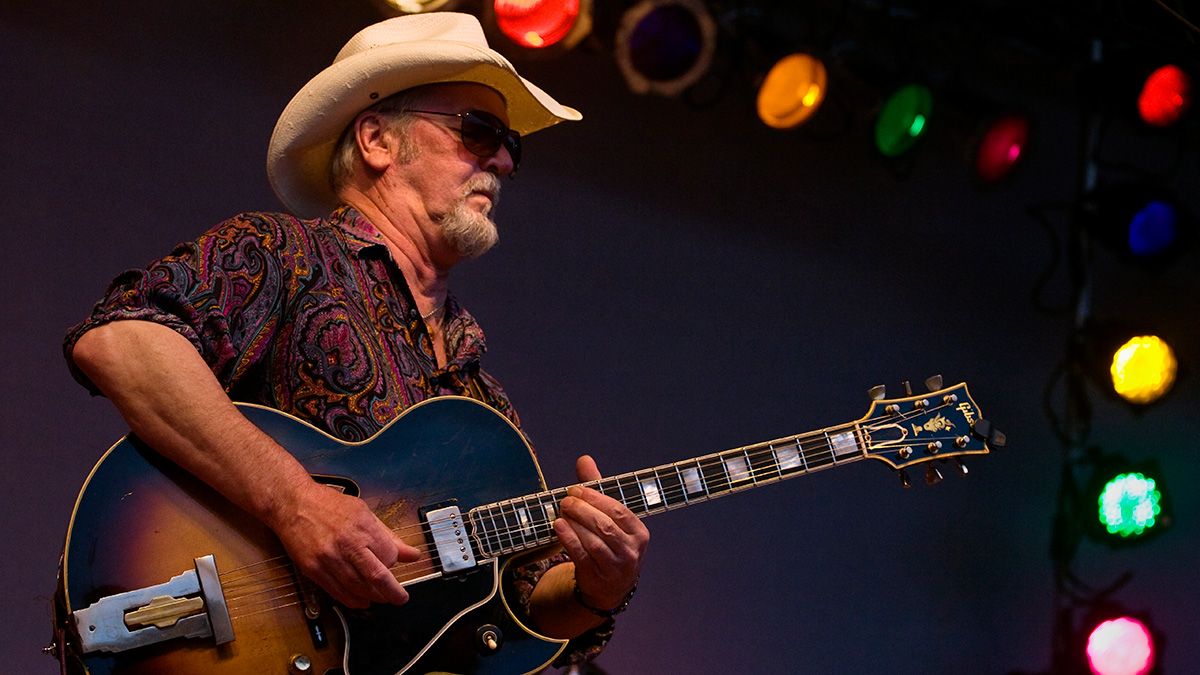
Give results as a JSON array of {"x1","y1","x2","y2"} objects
[{"x1": 70, "y1": 319, "x2": 418, "y2": 608}]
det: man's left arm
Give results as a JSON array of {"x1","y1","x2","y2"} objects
[{"x1": 527, "y1": 455, "x2": 649, "y2": 639}]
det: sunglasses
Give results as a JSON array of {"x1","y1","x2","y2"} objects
[{"x1": 403, "y1": 109, "x2": 522, "y2": 172}]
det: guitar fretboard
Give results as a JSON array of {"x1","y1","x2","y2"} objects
[{"x1": 467, "y1": 421, "x2": 865, "y2": 558}]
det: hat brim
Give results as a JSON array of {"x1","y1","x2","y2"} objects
[{"x1": 267, "y1": 40, "x2": 581, "y2": 218}]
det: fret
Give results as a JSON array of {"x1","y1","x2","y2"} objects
[
  {"x1": 484, "y1": 505, "x2": 505, "y2": 555},
  {"x1": 659, "y1": 463, "x2": 688, "y2": 507},
  {"x1": 620, "y1": 473, "x2": 648, "y2": 514},
  {"x1": 701, "y1": 454, "x2": 731, "y2": 495},
  {"x1": 599, "y1": 478, "x2": 623, "y2": 503},
  {"x1": 499, "y1": 501, "x2": 520, "y2": 552},
  {"x1": 806, "y1": 436, "x2": 837, "y2": 471},
  {"x1": 823, "y1": 431, "x2": 837, "y2": 464},
  {"x1": 749, "y1": 444, "x2": 781, "y2": 482},
  {"x1": 743, "y1": 448, "x2": 758, "y2": 484}
]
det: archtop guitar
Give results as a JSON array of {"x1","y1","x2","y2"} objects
[{"x1": 51, "y1": 378, "x2": 1004, "y2": 674}]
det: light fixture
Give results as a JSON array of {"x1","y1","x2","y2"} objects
[
  {"x1": 489, "y1": 0, "x2": 593, "y2": 50},
  {"x1": 1138, "y1": 64, "x2": 1192, "y2": 128},
  {"x1": 1079, "y1": 452, "x2": 1172, "y2": 548},
  {"x1": 1084, "y1": 613, "x2": 1158, "y2": 675},
  {"x1": 874, "y1": 84, "x2": 933, "y2": 157},
  {"x1": 974, "y1": 114, "x2": 1031, "y2": 184},
  {"x1": 1109, "y1": 335, "x2": 1178, "y2": 406},
  {"x1": 615, "y1": 0, "x2": 716, "y2": 97},
  {"x1": 375, "y1": 0, "x2": 459, "y2": 14},
  {"x1": 1081, "y1": 184, "x2": 1189, "y2": 266},
  {"x1": 756, "y1": 53, "x2": 828, "y2": 129}
]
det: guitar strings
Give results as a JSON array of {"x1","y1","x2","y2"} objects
[{"x1": 217, "y1": 402, "x2": 967, "y2": 613}]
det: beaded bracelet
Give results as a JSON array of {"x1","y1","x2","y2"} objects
[{"x1": 572, "y1": 578, "x2": 638, "y2": 618}]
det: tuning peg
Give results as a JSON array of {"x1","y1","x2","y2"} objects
[
  {"x1": 925, "y1": 464, "x2": 944, "y2": 486},
  {"x1": 869, "y1": 385, "x2": 887, "y2": 400},
  {"x1": 898, "y1": 469, "x2": 912, "y2": 489},
  {"x1": 925, "y1": 374, "x2": 943, "y2": 391},
  {"x1": 971, "y1": 419, "x2": 1008, "y2": 448},
  {"x1": 902, "y1": 380, "x2": 913, "y2": 396},
  {"x1": 953, "y1": 458, "x2": 969, "y2": 477}
]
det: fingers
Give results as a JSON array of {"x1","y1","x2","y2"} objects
[
  {"x1": 575, "y1": 454, "x2": 602, "y2": 482},
  {"x1": 279, "y1": 487, "x2": 419, "y2": 609}
]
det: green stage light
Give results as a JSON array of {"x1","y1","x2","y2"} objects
[
  {"x1": 1097, "y1": 472, "x2": 1162, "y2": 539},
  {"x1": 874, "y1": 84, "x2": 932, "y2": 157}
]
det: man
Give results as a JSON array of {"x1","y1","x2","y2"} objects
[{"x1": 64, "y1": 12, "x2": 647, "y2": 669}]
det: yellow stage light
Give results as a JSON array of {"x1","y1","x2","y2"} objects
[{"x1": 1110, "y1": 335, "x2": 1177, "y2": 404}]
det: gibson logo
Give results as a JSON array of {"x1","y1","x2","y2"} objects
[
  {"x1": 957, "y1": 401, "x2": 977, "y2": 425},
  {"x1": 912, "y1": 414, "x2": 955, "y2": 436}
]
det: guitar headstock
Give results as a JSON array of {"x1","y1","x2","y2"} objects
[{"x1": 856, "y1": 377, "x2": 1006, "y2": 484}]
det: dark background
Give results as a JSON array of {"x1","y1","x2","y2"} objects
[{"x1": 4, "y1": 1, "x2": 1198, "y2": 673}]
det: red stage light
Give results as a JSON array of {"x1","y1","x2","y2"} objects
[
  {"x1": 975, "y1": 114, "x2": 1031, "y2": 183},
  {"x1": 1086, "y1": 616, "x2": 1156, "y2": 675},
  {"x1": 494, "y1": 0, "x2": 583, "y2": 49},
  {"x1": 1137, "y1": 64, "x2": 1192, "y2": 127}
]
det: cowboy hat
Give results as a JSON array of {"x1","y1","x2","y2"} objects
[{"x1": 267, "y1": 12, "x2": 581, "y2": 218}]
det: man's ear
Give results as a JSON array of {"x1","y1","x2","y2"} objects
[{"x1": 354, "y1": 112, "x2": 395, "y2": 172}]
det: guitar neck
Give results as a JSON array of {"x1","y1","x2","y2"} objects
[{"x1": 468, "y1": 419, "x2": 865, "y2": 558}]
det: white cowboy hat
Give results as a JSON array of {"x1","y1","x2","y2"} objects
[{"x1": 267, "y1": 12, "x2": 581, "y2": 218}]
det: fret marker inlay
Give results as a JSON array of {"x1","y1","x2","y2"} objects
[
  {"x1": 775, "y1": 445, "x2": 802, "y2": 470},
  {"x1": 723, "y1": 456, "x2": 749, "y2": 481},
  {"x1": 830, "y1": 431, "x2": 858, "y2": 457},
  {"x1": 640, "y1": 478, "x2": 662, "y2": 506}
]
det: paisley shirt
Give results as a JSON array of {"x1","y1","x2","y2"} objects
[{"x1": 63, "y1": 205, "x2": 611, "y2": 664}]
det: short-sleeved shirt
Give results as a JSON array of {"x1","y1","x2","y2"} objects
[{"x1": 63, "y1": 205, "x2": 611, "y2": 664}]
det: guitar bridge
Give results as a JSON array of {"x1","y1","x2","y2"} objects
[
  {"x1": 71, "y1": 554, "x2": 234, "y2": 653},
  {"x1": 424, "y1": 505, "x2": 477, "y2": 573}
]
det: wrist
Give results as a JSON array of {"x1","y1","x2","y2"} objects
[{"x1": 572, "y1": 577, "x2": 638, "y2": 618}]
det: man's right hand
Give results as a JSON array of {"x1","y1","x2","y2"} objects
[
  {"x1": 72, "y1": 322, "x2": 423, "y2": 611},
  {"x1": 271, "y1": 480, "x2": 421, "y2": 608}
]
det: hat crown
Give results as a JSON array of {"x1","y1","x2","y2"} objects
[{"x1": 334, "y1": 13, "x2": 489, "y2": 64}]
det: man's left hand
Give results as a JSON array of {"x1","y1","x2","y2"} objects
[{"x1": 553, "y1": 455, "x2": 650, "y2": 613}]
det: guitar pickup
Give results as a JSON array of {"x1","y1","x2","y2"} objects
[
  {"x1": 72, "y1": 554, "x2": 234, "y2": 653},
  {"x1": 424, "y1": 505, "x2": 477, "y2": 574}
]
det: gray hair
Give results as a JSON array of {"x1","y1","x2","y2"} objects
[{"x1": 329, "y1": 89, "x2": 424, "y2": 194}]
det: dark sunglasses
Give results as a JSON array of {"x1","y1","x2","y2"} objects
[{"x1": 403, "y1": 109, "x2": 522, "y2": 172}]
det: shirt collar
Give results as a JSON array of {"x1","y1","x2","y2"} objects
[{"x1": 329, "y1": 204, "x2": 387, "y2": 257}]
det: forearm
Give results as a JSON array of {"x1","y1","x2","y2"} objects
[
  {"x1": 528, "y1": 561, "x2": 611, "y2": 639},
  {"x1": 70, "y1": 320, "x2": 315, "y2": 528}
]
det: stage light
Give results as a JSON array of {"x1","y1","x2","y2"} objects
[
  {"x1": 1082, "y1": 185, "x2": 1189, "y2": 265},
  {"x1": 1097, "y1": 472, "x2": 1163, "y2": 539},
  {"x1": 1086, "y1": 615, "x2": 1156, "y2": 675},
  {"x1": 377, "y1": 0, "x2": 459, "y2": 14},
  {"x1": 1138, "y1": 64, "x2": 1192, "y2": 127},
  {"x1": 974, "y1": 114, "x2": 1030, "y2": 183},
  {"x1": 1080, "y1": 452, "x2": 1172, "y2": 548},
  {"x1": 491, "y1": 0, "x2": 592, "y2": 50},
  {"x1": 874, "y1": 84, "x2": 933, "y2": 157},
  {"x1": 756, "y1": 53, "x2": 828, "y2": 129},
  {"x1": 1126, "y1": 200, "x2": 1178, "y2": 258},
  {"x1": 1110, "y1": 335, "x2": 1177, "y2": 405},
  {"x1": 615, "y1": 0, "x2": 716, "y2": 97}
]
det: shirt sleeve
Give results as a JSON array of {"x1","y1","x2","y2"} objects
[{"x1": 63, "y1": 213, "x2": 293, "y2": 395}]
